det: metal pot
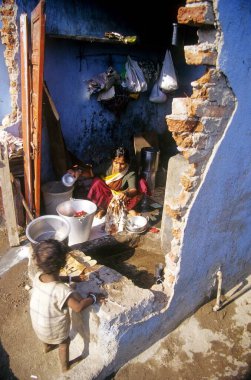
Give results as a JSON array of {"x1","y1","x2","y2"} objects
[
  {"x1": 140, "y1": 147, "x2": 160, "y2": 172},
  {"x1": 26, "y1": 215, "x2": 71, "y2": 247},
  {"x1": 126, "y1": 215, "x2": 148, "y2": 233}
]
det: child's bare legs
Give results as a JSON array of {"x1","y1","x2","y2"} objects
[
  {"x1": 43, "y1": 342, "x2": 58, "y2": 353},
  {"x1": 58, "y1": 337, "x2": 70, "y2": 372}
]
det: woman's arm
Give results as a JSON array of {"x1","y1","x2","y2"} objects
[
  {"x1": 120, "y1": 170, "x2": 138, "y2": 199},
  {"x1": 67, "y1": 164, "x2": 93, "y2": 179},
  {"x1": 124, "y1": 188, "x2": 137, "y2": 197}
]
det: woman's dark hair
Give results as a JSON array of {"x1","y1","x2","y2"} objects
[
  {"x1": 112, "y1": 146, "x2": 130, "y2": 164},
  {"x1": 34, "y1": 239, "x2": 68, "y2": 274}
]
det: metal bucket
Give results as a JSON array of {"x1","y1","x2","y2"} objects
[
  {"x1": 141, "y1": 171, "x2": 157, "y2": 194},
  {"x1": 140, "y1": 147, "x2": 160, "y2": 172},
  {"x1": 56, "y1": 199, "x2": 97, "y2": 246},
  {"x1": 42, "y1": 181, "x2": 74, "y2": 215},
  {"x1": 26, "y1": 215, "x2": 71, "y2": 247}
]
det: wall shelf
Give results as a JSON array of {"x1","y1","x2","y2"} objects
[{"x1": 47, "y1": 33, "x2": 136, "y2": 45}]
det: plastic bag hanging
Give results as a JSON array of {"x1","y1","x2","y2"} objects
[
  {"x1": 125, "y1": 56, "x2": 147, "y2": 93},
  {"x1": 159, "y1": 49, "x2": 178, "y2": 93},
  {"x1": 149, "y1": 80, "x2": 167, "y2": 103}
]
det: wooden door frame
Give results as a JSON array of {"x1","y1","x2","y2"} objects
[{"x1": 30, "y1": 0, "x2": 46, "y2": 217}]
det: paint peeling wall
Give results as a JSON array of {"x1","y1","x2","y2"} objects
[{"x1": 169, "y1": 0, "x2": 251, "y2": 316}]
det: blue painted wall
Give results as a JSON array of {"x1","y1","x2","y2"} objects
[
  {"x1": 0, "y1": 41, "x2": 11, "y2": 124},
  {"x1": 44, "y1": 39, "x2": 171, "y2": 164},
  {"x1": 14, "y1": 0, "x2": 202, "y2": 177},
  {"x1": 168, "y1": 0, "x2": 251, "y2": 319}
]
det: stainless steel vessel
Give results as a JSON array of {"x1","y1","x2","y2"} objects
[{"x1": 140, "y1": 147, "x2": 160, "y2": 194}]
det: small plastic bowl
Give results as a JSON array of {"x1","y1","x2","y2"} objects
[
  {"x1": 62, "y1": 173, "x2": 76, "y2": 187},
  {"x1": 126, "y1": 215, "x2": 148, "y2": 233}
]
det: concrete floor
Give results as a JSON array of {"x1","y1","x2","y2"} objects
[{"x1": 114, "y1": 274, "x2": 251, "y2": 380}]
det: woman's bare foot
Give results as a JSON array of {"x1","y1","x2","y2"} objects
[{"x1": 95, "y1": 208, "x2": 106, "y2": 219}]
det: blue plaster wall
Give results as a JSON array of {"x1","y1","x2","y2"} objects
[
  {"x1": 44, "y1": 39, "x2": 171, "y2": 164},
  {"x1": 14, "y1": 0, "x2": 202, "y2": 176},
  {"x1": 0, "y1": 41, "x2": 11, "y2": 124},
  {"x1": 168, "y1": 0, "x2": 251, "y2": 318}
]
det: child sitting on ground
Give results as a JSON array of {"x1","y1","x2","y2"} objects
[{"x1": 29, "y1": 239, "x2": 106, "y2": 372}]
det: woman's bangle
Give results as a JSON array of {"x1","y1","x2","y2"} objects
[{"x1": 88, "y1": 293, "x2": 96, "y2": 304}]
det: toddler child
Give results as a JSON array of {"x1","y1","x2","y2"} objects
[{"x1": 30, "y1": 239, "x2": 105, "y2": 372}]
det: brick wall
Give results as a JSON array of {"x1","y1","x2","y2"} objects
[
  {"x1": 0, "y1": 0, "x2": 20, "y2": 128},
  {"x1": 0, "y1": 1, "x2": 21, "y2": 228},
  {"x1": 163, "y1": 0, "x2": 236, "y2": 288}
]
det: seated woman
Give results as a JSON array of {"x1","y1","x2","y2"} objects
[{"x1": 68, "y1": 146, "x2": 148, "y2": 218}]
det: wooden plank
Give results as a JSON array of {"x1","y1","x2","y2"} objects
[
  {"x1": 30, "y1": 0, "x2": 45, "y2": 217},
  {"x1": 20, "y1": 13, "x2": 34, "y2": 214},
  {"x1": 43, "y1": 82, "x2": 59, "y2": 121},
  {"x1": 43, "y1": 82, "x2": 69, "y2": 178},
  {"x1": 10, "y1": 173, "x2": 34, "y2": 222},
  {"x1": 0, "y1": 143, "x2": 19, "y2": 246}
]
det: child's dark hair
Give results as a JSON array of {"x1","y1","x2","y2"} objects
[{"x1": 34, "y1": 239, "x2": 68, "y2": 274}]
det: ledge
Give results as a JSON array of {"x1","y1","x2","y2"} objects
[{"x1": 47, "y1": 33, "x2": 136, "y2": 45}]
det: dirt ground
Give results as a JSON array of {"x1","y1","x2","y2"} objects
[{"x1": 0, "y1": 228, "x2": 251, "y2": 380}]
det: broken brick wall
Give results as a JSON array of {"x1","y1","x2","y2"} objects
[
  {"x1": 162, "y1": 0, "x2": 236, "y2": 289},
  {"x1": 0, "y1": 0, "x2": 21, "y2": 129}
]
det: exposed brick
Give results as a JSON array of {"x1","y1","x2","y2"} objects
[
  {"x1": 191, "y1": 87, "x2": 208, "y2": 100},
  {"x1": 184, "y1": 45, "x2": 217, "y2": 66},
  {"x1": 173, "y1": 132, "x2": 193, "y2": 149},
  {"x1": 171, "y1": 228, "x2": 181, "y2": 241},
  {"x1": 187, "y1": 98, "x2": 203, "y2": 117},
  {"x1": 206, "y1": 86, "x2": 235, "y2": 106},
  {"x1": 165, "y1": 272, "x2": 176, "y2": 286},
  {"x1": 180, "y1": 175, "x2": 195, "y2": 192},
  {"x1": 2, "y1": 0, "x2": 15, "y2": 5},
  {"x1": 176, "y1": 190, "x2": 192, "y2": 207},
  {"x1": 172, "y1": 97, "x2": 190, "y2": 115},
  {"x1": 1, "y1": 19, "x2": 9, "y2": 29},
  {"x1": 1, "y1": 35, "x2": 8, "y2": 44},
  {"x1": 166, "y1": 116, "x2": 203, "y2": 133},
  {"x1": 195, "y1": 103, "x2": 229, "y2": 118},
  {"x1": 165, "y1": 205, "x2": 181, "y2": 220},
  {"x1": 186, "y1": 162, "x2": 203, "y2": 177},
  {"x1": 0, "y1": 1, "x2": 20, "y2": 128},
  {"x1": 0, "y1": 8, "x2": 14, "y2": 16},
  {"x1": 4, "y1": 49, "x2": 14, "y2": 58},
  {"x1": 188, "y1": 98, "x2": 230, "y2": 118},
  {"x1": 182, "y1": 147, "x2": 211, "y2": 164},
  {"x1": 191, "y1": 68, "x2": 214, "y2": 87},
  {"x1": 178, "y1": 4, "x2": 215, "y2": 26}
]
